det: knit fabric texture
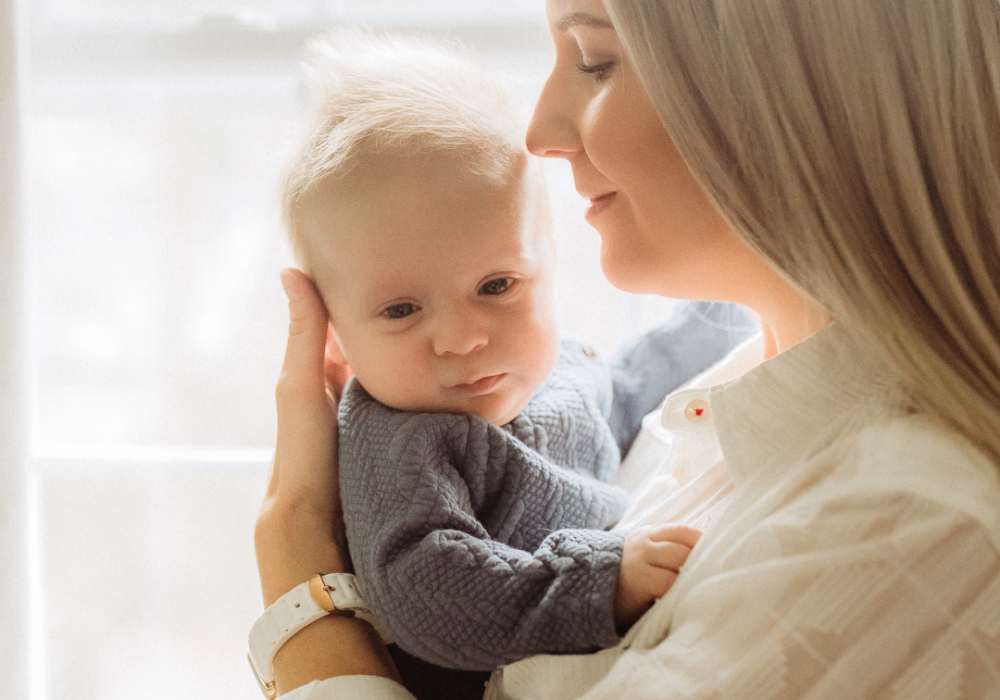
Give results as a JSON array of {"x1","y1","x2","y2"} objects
[{"x1": 339, "y1": 340, "x2": 629, "y2": 671}]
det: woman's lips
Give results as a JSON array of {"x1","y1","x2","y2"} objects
[
  {"x1": 453, "y1": 374, "x2": 506, "y2": 395},
  {"x1": 585, "y1": 192, "x2": 616, "y2": 220}
]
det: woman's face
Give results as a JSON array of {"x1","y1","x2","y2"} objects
[{"x1": 527, "y1": 0, "x2": 757, "y2": 299}]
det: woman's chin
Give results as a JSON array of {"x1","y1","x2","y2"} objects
[
  {"x1": 599, "y1": 248, "x2": 717, "y2": 300},
  {"x1": 599, "y1": 248, "x2": 662, "y2": 295}
]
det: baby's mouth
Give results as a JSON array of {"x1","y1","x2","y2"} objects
[{"x1": 452, "y1": 374, "x2": 506, "y2": 394}]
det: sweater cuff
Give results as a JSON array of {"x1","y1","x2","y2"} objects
[{"x1": 551, "y1": 528, "x2": 627, "y2": 649}]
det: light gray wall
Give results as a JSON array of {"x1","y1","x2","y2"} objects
[{"x1": 0, "y1": 0, "x2": 29, "y2": 695}]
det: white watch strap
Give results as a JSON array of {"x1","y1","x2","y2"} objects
[{"x1": 248, "y1": 573, "x2": 390, "y2": 699}]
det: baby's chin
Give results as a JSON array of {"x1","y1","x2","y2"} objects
[
  {"x1": 471, "y1": 394, "x2": 532, "y2": 427},
  {"x1": 369, "y1": 386, "x2": 535, "y2": 427},
  {"x1": 422, "y1": 393, "x2": 532, "y2": 427}
]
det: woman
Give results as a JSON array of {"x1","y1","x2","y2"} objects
[{"x1": 255, "y1": 0, "x2": 1000, "y2": 697}]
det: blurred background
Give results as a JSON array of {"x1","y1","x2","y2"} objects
[{"x1": 16, "y1": 1, "x2": 686, "y2": 698}]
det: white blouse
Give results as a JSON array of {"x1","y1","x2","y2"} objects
[{"x1": 285, "y1": 323, "x2": 1000, "y2": 700}]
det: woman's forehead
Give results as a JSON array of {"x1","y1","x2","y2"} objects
[{"x1": 546, "y1": 0, "x2": 614, "y2": 28}]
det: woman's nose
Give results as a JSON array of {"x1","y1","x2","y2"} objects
[
  {"x1": 432, "y1": 312, "x2": 489, "y2": 357},
  {"x1": 526, "y1": 69, "x2": 580, "y2": 159}
]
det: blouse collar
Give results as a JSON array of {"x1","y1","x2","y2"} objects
[{"x1": 707, "y1": 322, "x2": 896, "y2": 484}]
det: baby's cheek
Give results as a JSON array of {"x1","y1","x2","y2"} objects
[
  {"x1": 349, "y1": 352, "x2": 427, "y2": 412},
  {"x1": 531, "y1": 316, "x2": 561, "y2": 377},
  {"x1": 389, "y1": 370, "x2": 440, "y2": 411},
  {"x1": 507, "y1": 323, "x2": 560, "y2": 417}
]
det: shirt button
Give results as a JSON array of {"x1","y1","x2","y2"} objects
[
  {"x1": 684, "y1": 399, "x2": 711, "y2": 424},
  {"x1": 672, "y1": 457, "x2": 692, "y2": 483},
  {"x1": 582, "y1": 346, "x2": 597, "y2": 359}
]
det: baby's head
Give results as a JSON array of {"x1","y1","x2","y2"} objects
[{"x1": 282, "y1": 32, "x2": 560, "y2": 426}]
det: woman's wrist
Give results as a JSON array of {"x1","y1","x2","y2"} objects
[
  {"x1": 272, "y1": 613, "x2": 401, "y2": 695},
  {"x1": 255, "y1": 511, "x2": 401, "y2": 695},
  {"x1": 255, "y1": 503, "x2": 348, "y2": 607}
]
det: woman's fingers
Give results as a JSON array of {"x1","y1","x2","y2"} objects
[
  {"x1": 278, "y1": 268, "x2": 331, "y2": 409},
  {"x1": 267, "y1": 269, "x2": 339, "y2": 511},
  {"x1": 324, "y1": 326, "x2": 354, "y2": 405},
  {"x1": 256, "y1": 269, "x2": 349, "y2": 605}
]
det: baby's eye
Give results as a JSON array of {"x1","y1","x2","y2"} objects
[
  {"x1": 383, "y1": 303, "x2": 417, "y2": 319},
  {"x1": 479, "y1": 278, "x2": 513, "y2": 296}
]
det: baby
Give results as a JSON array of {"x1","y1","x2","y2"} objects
[{"x1": 281, "y1": 32, "x2": 702, "y2": 700}]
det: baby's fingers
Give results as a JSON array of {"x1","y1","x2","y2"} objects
[
  {"x1": 642, "y1": 539, "x2": 696, "y2": 573},
  {"x1": 640, "y1": 563, "x2": 680, "y2": 598},
  {"x1": 646, "y1": 523, "x2": 702, "y2": 549}
]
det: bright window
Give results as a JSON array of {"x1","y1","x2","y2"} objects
[{"x1": 21, "y1": 2, "x2": 679, "y2": 698}]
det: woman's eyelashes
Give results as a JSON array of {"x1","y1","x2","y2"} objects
[{"x1": 576, "y1": 60, "x2": 615, "y2": 82}]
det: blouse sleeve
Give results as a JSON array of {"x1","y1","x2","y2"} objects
[{"x1": 577, "y1": 487, "x2": 1000, "y2": 700}]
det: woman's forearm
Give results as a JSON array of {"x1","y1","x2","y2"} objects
[
  {"x1": 255, "y1": 504, "x2": 347, "y2": 607},
  {"x1": 272, "y1": 615, "x2": 401, "y2": 694}
]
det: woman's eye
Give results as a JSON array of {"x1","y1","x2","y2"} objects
[
  {"x1": 576, "y1": 61, "x2": 615, "y2": 83},
  {"x1": 383, "y1": 303, "x2": 417, "y2": 319},
  {"x1": 479, "y1": 278, "x2": 512, "y2": 296}
]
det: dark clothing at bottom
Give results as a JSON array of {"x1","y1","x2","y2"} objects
[{"x1": 388, "y1": 644, "x2": 491, "y2": 700}]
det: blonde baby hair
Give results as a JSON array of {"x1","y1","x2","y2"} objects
[
  {"x1": 607, "y1": 0, "x2": 1000, "y2": 468},
  {"x1": 281, "y1": 30, "x2": 527, "y2": 265}
]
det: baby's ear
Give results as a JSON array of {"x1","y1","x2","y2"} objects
[{"x1": 325, "y1": 324, "x2": 349, "y2": 366}]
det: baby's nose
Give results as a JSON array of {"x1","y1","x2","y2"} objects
[{"x1": 432, "y1": 314, "x2": 488, "y2": 356}]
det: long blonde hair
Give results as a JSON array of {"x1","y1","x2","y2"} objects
[{"x1": 607, "y1": 0, "x2": 1000, "y2": 469}]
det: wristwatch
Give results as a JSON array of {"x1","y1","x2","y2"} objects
[{"x1": 248, "y1": 573, "x2": 389, "y2": 699}]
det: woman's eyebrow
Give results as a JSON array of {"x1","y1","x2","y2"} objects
[{"x1": 557, "y1": 12, "x2": 614, "y2": 32}]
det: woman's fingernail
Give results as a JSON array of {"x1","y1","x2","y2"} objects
[{"x1": 280, "y1": 269, "x2": 301, "y2": 301}]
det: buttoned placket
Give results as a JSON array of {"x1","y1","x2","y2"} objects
[{"x1": 658, "y1": 388, "x2": 720, "y2": 485}]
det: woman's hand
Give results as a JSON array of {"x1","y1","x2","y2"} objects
[
  {"x1": 256, "y1": 268, "x2": 348, "y2": 607},
  {"x1": 268, "y1": 268, "x2": 352, "y2": 521},
  {"x1": 613, "y1": 524, "x2": 702, "y2": 631},
  {"x1": 255, "y1": 268, "x2": 399, "y2": 694}
]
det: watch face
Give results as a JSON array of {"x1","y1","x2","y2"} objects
[{"x1": 248, "y1": 653, "x2": 277, "y2": 699}]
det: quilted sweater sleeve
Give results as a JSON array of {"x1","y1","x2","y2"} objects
[{"x1": 339, "y1": 385, "x2": 627, "y2": 672}]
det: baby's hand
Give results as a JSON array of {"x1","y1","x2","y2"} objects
[{"x1": 613, "y1": 524, "x2": 702, "y2": 630}]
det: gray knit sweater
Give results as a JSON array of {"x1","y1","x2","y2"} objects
[
  {"x1": 339, "y1": 340, "x2": 629, "y2": 671},
  {"x1": 339, "y1": 302, "x2": 759, "y2": 674}
]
